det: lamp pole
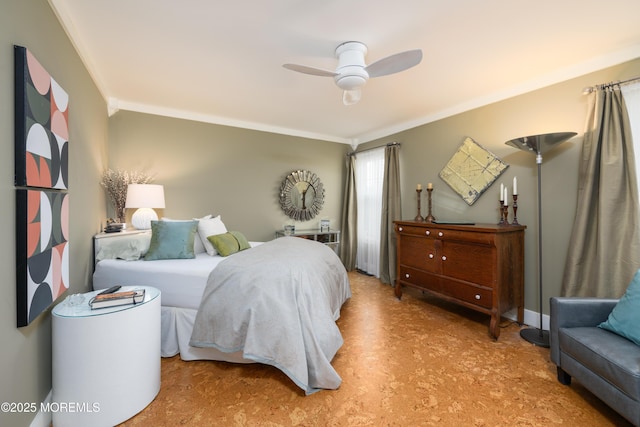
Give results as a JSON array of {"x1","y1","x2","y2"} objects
[{"x1": 505, "y1": 132, "x2": 577, "y2": 347}]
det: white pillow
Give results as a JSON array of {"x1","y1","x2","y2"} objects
[
  {"x1": 191, "y1": 214, "x2": 211, "y2": 254},
  {"x1": 197, "y1": 215, "x2": 228, "y2": 255},
  {"x1": 162, "y1": 215, "x2": 212, "y2": 254}
]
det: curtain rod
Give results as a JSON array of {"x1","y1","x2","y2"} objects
[
  {"x1": 347, "y1": 141, "x2": 400, "y2": 156},
  {"x1": 582, "y1": 75, "x2": 640, "y2": 94}
]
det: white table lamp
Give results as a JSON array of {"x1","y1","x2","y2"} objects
[{"x1": 125, "y1": 184, "x2": 165, "y2": 230}]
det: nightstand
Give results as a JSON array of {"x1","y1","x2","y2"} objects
[
  {"x1": 275, "y1": 228, "x2": 340, "y2": 253},
  {"x1": 52, "y1": 286, "x2": 161, "y2": 427},
  {"x1": 93, "y1": 228, "x2": 151, "y2": 266}
]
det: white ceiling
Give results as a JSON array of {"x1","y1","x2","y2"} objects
[{"x1": 49, "y1": 0, "x2": 640, "y2": 146}]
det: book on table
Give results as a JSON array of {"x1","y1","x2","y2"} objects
[{"x1": 89, "y1": 288, "x2": 145, "y2": 309}]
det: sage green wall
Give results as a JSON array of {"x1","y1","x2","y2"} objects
[
  {"x1": 108, "y1": 111, "x2": 350, "y2": 242},
  {"x1": 0, "y1": 1, "x2": 108, "y2": 425},
  {"x1": 109, "y1": 59, "x2": 640, "y2": 320},
  {"x1": 361, "y1": 58, "x2": 640, "y2": 318}
]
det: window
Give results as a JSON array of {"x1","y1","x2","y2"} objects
[
  {"x1": 355, "y1": 147, "x2": 385, "y2": 277},
  {"x1": 622, "y1": 82, "x2": 640, "y2": 192}
]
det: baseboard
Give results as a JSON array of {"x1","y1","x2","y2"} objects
[
  {"x1": 29, "y1": 390, "x2": 52, "y2": 427},
  {"x1": 503, "y1": 308, "x2": 550, "y2": 330}
]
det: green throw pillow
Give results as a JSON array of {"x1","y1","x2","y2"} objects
[
  {"x1": 144, "y1": 220, "x2": 198, "y2": 261},
  {"x1": 231, "y1": 231, "x2": 251, "y2": 250},
  {"x1": 207, "y1": 231, "x2": 250, "y2": 257},
  {"x1": 598, "y1": 268, "x2": 640, "y2": 345}
]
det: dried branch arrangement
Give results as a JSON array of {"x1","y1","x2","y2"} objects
[{"x1": 100, "y1": 169, "x2": 153, "y2": 223}]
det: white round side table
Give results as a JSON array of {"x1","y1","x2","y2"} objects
[{"x1": 52, "y1": 286, "x2": 161, "y2": 427}]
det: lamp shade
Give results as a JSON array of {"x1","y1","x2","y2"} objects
[
  {"x1": 505, "y1": 132, "x2": 577, "y2": 156},
  {"x1": 125, "y1": 184, "x2": 165, "y2": 230},
  {"x1": 125, "y1": 184, "x2": 165, "y2": 209}
]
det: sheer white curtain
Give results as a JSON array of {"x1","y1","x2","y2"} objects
[
  {"x1": 355, "y1": 147, "x2": 385, "y2": 277},
  {"x1": 622, "y1": 82, "x2": 640, "y2": 192}
]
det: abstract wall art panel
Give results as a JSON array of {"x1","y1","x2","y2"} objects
[
  {"x1": 15, "y1": 45, "x2": 69, "y2": 190},
  {"x1": 15, "y1": 45, "x2": 70, "y2": 327},
  {"x1": 439, "y1": 137, "x2": 508, "y2": 205},
  {"x1": 16, "y1": 189, "x2": 70, "y2": 327}
]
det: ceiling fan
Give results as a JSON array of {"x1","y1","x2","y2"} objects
[{"x1": 283, "y1": 41, "x2": 423, "y2": 105}]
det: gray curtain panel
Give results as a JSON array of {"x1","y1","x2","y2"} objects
[
  {"x1": 379, "y1": 143, "x2": 402, "y2": 285},
  {"x1": 339, "y1": 154, "x2": 357, "y2": 271},
  {"x1": 562, "y1": 86, "x2": 640, "y2": 297}
]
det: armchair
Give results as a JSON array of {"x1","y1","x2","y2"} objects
[{"x1": 550, "y1": 297, "x2": 640, "y2": 426}]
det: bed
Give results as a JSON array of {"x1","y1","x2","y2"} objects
[{"x1": 92, "y1": 219, "x2": 351, "y2": 395}]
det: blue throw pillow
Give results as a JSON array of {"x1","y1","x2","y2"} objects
[
  {"x1": 598, "y1": 268, "x2": 640, "y2": 346},
  {"x1": 144, "y1": 220, "x2": 198, "y2": 261}
]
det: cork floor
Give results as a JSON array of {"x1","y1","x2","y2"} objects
[{"x1": 119, "y1": 272, "x2": 631, "y2": 426}]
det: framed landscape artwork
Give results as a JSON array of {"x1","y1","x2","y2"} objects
[{"x1": 14, "y1": 45, "x2": 70, "y2": 326}]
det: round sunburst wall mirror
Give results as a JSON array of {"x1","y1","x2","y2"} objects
[{"x1": 279, "y1": 170, "x2": 324, "y2": 221}]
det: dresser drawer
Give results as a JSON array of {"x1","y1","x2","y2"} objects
[
  {"x1": 442, "y1": 241, "x2": 495, "y2": 287},
  {"x1": 396, "y1": 223, "x2": 432, "y2": 236},
  {"x1": 435, "y1": 229, "x2": 495, "y2": 245},
  {"x1": 441, "y1": 279, "x2": 492, "y2": 309},
  {"x1": 397, "y1": 223, "x2": 496, "y2": 245},
  {"x1": 398, "y1": 235, "x2": 439, "y2": 272},
  {"x1": 398, "y1": 266, "x2": 440, "y2": 293}
]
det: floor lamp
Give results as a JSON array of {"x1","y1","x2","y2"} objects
[{"x1": 505, "y1": 132, "x2": 577, "y2": 347}]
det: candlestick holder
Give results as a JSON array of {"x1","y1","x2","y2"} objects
[
  {"x1": 511, "y1": 194, "x2": 519, "y2": 225},
  {"x1": 498, "y1": 201, "x2": 505, "y2": 225},
  {"x1": 502, "y1": 203, "x2": 510, "y2": 225},
  {"x1": 425, "y1": 188, "x2": 436, "y2": 223},
  {"x1": 414, "y1": 189, "x2": 424, "y2": 222}
]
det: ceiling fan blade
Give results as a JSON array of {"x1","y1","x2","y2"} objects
[
  {"x1": 282, "y1": 63, "x2": 337, "y2": 77},
  {"x1": 365, "y1": 49, "x2": 423, "y2": 78}
]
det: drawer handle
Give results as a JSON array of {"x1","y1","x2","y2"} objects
[
  {"x1": 405, "y1": 273, "x2": 410, "y2": 279},
  {"x1": 438, "y1": 231, "x2": 444, "y2": 237},
  {"x1": 428, "y1": 253, "x2": 434, "y2": 259},
  {"x1": 398, "y1": 227, "x2": 403, "y2": 232},
  {"x1": 475, "y1": 294, "x2": 481, "y2": 300},
  {"x1": 441, "y1": 256, "x2": 447, "y2": 261},
  {"x1": 426, "y1": 230, "x2": 430, "y2": 236}
]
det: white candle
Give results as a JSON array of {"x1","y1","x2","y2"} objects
[
  {"x1": 513, "y1": 176, "x2": 518, "y2": 195},
  {"x1": 427, "y1": 182, "x2": 433, "y2": 190},
  {"x1": 417, "y1": 184, "x2": 422, "y2": 191},
  {"x1": 504, "y1": 188, "x2": 508, "y2": 206},
  {"x1": 500, "y1": 183, "x2": 504, "y2": 201}
]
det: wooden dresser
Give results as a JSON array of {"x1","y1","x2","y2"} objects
[{"x1": 394, "y1": 221, "x2": 525, "y2": 339}]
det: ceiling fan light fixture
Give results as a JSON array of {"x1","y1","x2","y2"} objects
[
  {"x1": 282, "y1": 40, "x2": 422, "y2": 106},
  {"x1": 335, "y1": 73, "x2": 367, "y2": 91},
  {"x1": 342, "y1": 88, "x2": 362, "y2": 105}
]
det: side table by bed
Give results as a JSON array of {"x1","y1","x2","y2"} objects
[
  {"x1": 52, "y1": 286, "x2": 161, "y2": 427},
  {"x1": 93, "y1": 229, "x2": 151, "y2": 268},
  {"x1": 275, "y1": 228, "x2": 340, "y2": 254}
]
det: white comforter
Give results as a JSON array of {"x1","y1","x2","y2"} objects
[{"x1": 189, "y1": 237, "x2": 351, "y2": 394}]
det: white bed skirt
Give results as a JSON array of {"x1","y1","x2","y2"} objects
[{"x1": 161, "y1": 306, "x2": 253, "y2": 364}]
